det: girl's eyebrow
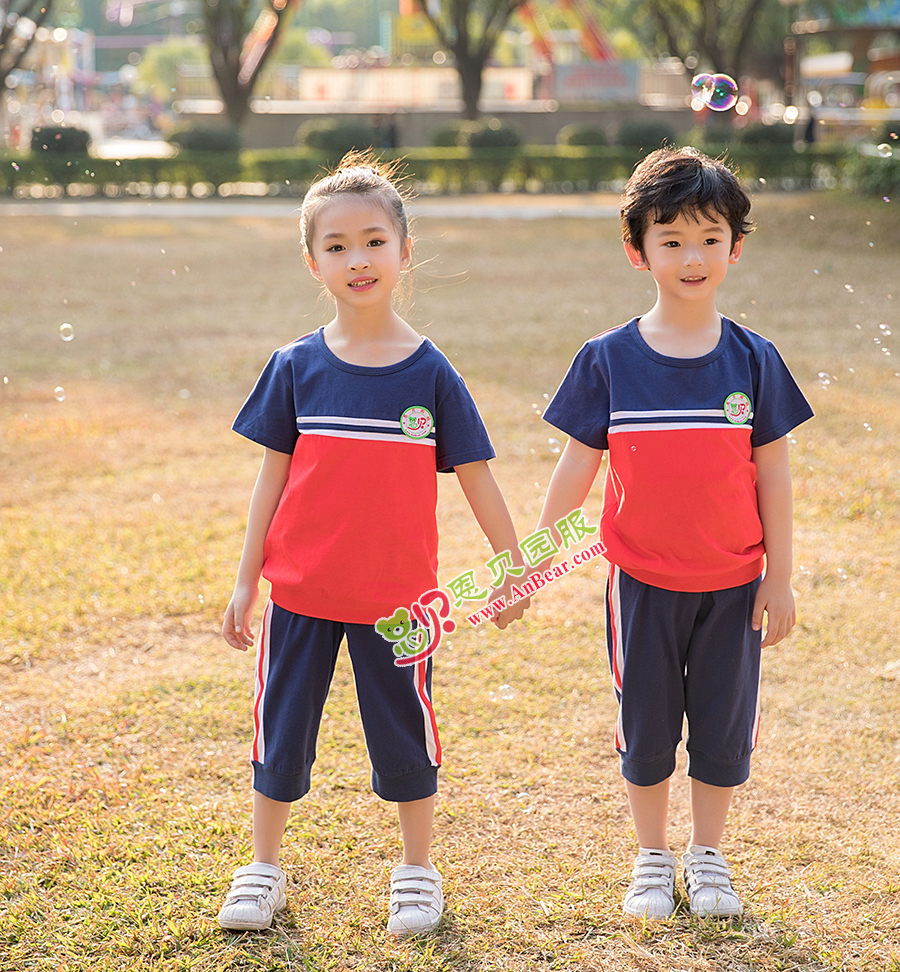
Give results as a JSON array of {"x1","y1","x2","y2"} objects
[{"x1": 321, "y1": 226, "x2": 390, "y2": 241}]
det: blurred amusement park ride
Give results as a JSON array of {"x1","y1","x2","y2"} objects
[{"x1": 1, "y1": 0, "x2": 899, "y2": 151}]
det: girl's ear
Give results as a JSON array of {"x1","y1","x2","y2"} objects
[
  {"x1": 400, "y1": 235, "x2": 412, "y2": 270},
  {"x1": 624, "y1": 241, "x2": 649, "y2": 270},
  {"x1": 305, "y1": 252, "x2": 322, "y2": 280}
]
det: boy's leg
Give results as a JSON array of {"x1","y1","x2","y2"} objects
[
  {"x1": 625, "y1": 779, "x2": 671, "y2": 851},
  {"x1": 680, "y1": 580, "x2": 760, "y2": 918},
  {"x1": 689, "y1": 780, "x2": 734, "y2": 849},
  {"x1": 607, "y1": 566, "x2": 697, "y2": 918}
]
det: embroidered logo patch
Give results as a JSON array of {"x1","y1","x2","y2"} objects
[
  {"x1": 723, "y1": 392, "x2": 752, "y2": 425},
  {"x1": 400, "y1": 406, "x2": 434, "y2": 439}
]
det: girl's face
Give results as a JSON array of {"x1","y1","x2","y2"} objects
[{"x1": 305, "y1": 195, "x2": 411, "y2": 309}]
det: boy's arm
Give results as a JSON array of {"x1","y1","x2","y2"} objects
[
  {"x1": 454, "y1": 459, "x2": 528, "y2": 629},
  {"x1": 222, "y1": 447, "x2": 292, "y2": 651},
  {"x1": 751, "y1": 435, "x2": 796, "y2": 648},
  {"x1": 536, "y1": 437, "x2": 605, "y2": 547}
]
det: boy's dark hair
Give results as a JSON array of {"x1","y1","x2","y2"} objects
[{"x1": 620, "y1": 146, "x2": 754, "y2": 256}]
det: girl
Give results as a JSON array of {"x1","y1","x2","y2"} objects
[{"x1": 217, "y1": 153, "x2": 527, "y2": 937}]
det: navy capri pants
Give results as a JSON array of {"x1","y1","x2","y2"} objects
[
  {"x1": 605, "y1": 565, "x2": 763, "y2": 788},
  {"x1": 250, "y1": 600, "x2": 441, "y2": 803}
]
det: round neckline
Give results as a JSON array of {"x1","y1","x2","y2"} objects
[
  {"x1": 627, "y1": 316, "x2": 731, "y2": 367},
  {"x1": 314, "y1": 327, "x2": 429, "y2": 374}
]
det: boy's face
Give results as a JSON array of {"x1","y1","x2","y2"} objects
[{"x1": 624, "y1": 210, "x2": 742, "y2": 304}]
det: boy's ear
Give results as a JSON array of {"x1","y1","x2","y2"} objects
[
  {"x1": 729, "y1": 235, "x2": 744, "y2": 264},
  {"x1": 624, "y1": 241, "x2": 649, "y2": 271},
  {"x1": 305, "y1": 252, "x2": 322, "y2": 280}
]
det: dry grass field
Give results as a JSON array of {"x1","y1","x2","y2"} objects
[{"x1": 1, "y1": 192, "x2": 899, "y2": 971}]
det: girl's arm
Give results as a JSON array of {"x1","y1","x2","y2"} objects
[
  {"x1": 222, "y1": 447, "x2": 293, "y2": 651},
  {"x1": 454, "y1": 459, "x2": 528, "y2": 628},
  {"x1": 751, "y1": 435, "x2": 796, "y2": 648},
  {"x1": 536, "y1": 437, "x2": 604, "y2": 545}
]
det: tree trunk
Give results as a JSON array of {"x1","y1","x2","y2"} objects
[{"x1": 456, "y1": 53, "x2": 485, "y2": 120}]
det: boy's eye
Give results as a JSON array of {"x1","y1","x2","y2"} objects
[{"x1": 704, "y1": 237, "x2": 722, "y2": 245}]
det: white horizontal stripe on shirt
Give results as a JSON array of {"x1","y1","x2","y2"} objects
[
  {"x1": 609, "y1": 422, "x2": 752, "y2": 434},
  {"x1": 299, "y1": 428, "x2": 436, "y2": 446}
]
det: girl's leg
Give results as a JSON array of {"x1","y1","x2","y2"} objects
[
  {"x1": 253, "y1": 791, "x2": 293, "y2": 865},
  {"x1": 397, "y1": 794, "x2": 435, "y2": 868},
  {"x1": 689, "y1": 779, "x2": 734, "y2": 849},
  {"x1": 625, "y1": 778, "x2": 671, "y2": 850}
]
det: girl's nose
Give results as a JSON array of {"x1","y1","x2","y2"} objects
[{"x1": 349, "y1": 251, "x2": 370, "y2": 270}]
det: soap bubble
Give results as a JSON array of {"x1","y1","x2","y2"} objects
[
  {"x1": 59, "y1": 322, "x2": 74, "y2": 342},
  {"x1": 691, "y1": 73, "x2": 713, "y2": 100},
  {"x1": 876, "y1": 143, "x2": 893, "y2": 158},
  {"x1": 844, "y1": 284, "x2": 854, "y2": 293},
  {"x1": 498, "y1": 684, "x2": 515, "y2": 701},
  {"x1": 548, "y1": 437, "x2": 561, "y2": 455},
  {"x1": 54, "y1": 386, "x2": 66, "y2": 402},
  {"x1": 817, "y1": 372, "x2": 831, "y2": 386},
  {"x1": 880, "y1": 324, "x2": 892, "y2": 336},
  {"x1": 691, "y1": 73, "x2": 739, "y2": 111}
]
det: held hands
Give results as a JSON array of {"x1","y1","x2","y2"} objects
[
  {"x1": 490, "y1": 576, "x2": 530, "y2": 629},
  {"x1": 222, "y1": 583, "x2": 260, "y2": 651},
  {"x1": 751, "y1": 574, "x2": 796, "y2": 648}
]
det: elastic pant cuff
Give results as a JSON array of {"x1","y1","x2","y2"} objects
[
  {"x1": 687, "y1": 749, "x2": 751, "y2": 788},
  {"x1": 619, "y1": 750, "x2": 677, "y2": 788},
  {"x1": 372, "y1": 764, "x2": 439, "y2": 803},
  {"x1": 252, "y1": 761, "x2": 311, "y2": 803}
]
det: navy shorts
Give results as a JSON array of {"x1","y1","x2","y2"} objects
[
  {"x1": 250, "y1": 600, "x2": 441, "y2": 803},
  {"x1": 605, "y1": 565, "x2": 762, "y2": 788}
]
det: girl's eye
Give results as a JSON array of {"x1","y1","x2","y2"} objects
[
  {"x1": 367, "y1": 239, "x2": 386, "y2": 247},
  {"x1": 326, "y1": 244, "x2": 344, "y2": 252}
]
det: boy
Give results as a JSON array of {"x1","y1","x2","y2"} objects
[{"x1": 536, "y1": 147, "x2": 813, "y2": 919}]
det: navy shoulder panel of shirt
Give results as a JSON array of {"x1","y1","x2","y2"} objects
[
  {"x1": 231, "y1": 328, "x2": 495, "y2": 470},
  {"x1": 543, "y1": 317, "x2": 813, "y2": 451}
]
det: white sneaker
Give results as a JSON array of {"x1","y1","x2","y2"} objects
[
  {"x1": 623, "y1": 848, "x2": 677, "y2": 919},
  {"x1": 217, "y1": 862, "x2": 287, "y2": 930},
  {"x1": 682, "y1": 845, "x2": 743, "y2": 918},
  {"x1": 386, "y1": 864, "x2": 444, "y2": 936}
]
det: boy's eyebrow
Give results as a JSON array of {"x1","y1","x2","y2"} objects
[{"x1": 653, "y1": 222, "x2": 729, "y2": 236}]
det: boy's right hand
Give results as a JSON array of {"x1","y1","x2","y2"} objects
[{"x1": 222, "y1": 584, "x2": 259, "y2": 651}]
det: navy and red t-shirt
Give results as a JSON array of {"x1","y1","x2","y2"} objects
[
  {"x1": 543, "y1": 317, "x2": 813, "y2": 592},
  {"x1": 233, "y1": 329, "x2": 494, "y2": 623}
]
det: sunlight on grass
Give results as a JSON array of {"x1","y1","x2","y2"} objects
[{"x1": 1, "y1": 195, "x2": 899, "y2": 970}]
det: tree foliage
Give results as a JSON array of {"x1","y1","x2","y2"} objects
[
  {"x1": 414, "y1": 0, "x2": 529, "y2": 119},
  {"x1": 0, "y1": 0, "x2": 54, "y2": 91},
  {"x1": 202, "y1": 0, "x2": 297, "y2": 126},
  {"x1": 613, "y1": 0, "x2": 871, "y2": 81}
]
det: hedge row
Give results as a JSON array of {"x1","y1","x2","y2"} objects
[{"x1": 1, "y1": 145, "x2": 895, "y2": 196}]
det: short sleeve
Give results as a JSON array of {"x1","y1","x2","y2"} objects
[
  {"x1": 542, "y1": 341, "x2": 610, "y2": 450},
  {"x1": 750, "y1": 343, "x2": 814, "y2": 448},
  {"x1": 232, "y1": 350, "x2": 299, "y2": 455},
  {"x1": 434, "y1": 374, "x2": 495, "y2": 472}
]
